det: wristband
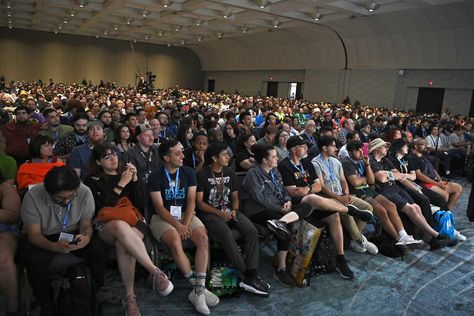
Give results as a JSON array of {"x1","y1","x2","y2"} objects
[{"x1": 116, "y1": 184, "x2": 125, "y2": 190}]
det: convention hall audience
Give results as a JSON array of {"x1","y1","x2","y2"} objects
[{"x1": 0, "y1": 78, "x2": 472, "y2": 315}]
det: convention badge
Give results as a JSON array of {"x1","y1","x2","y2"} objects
[
  {"x1": 170, "y1": 205, "x2": 182, "y2": 220},
  {"x1": 58, "y1": 232, "x2": 74, "y2": 243}
]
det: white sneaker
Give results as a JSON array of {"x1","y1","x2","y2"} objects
[
  {"x1": 202, "y1": 288, "x2": 219, "y2": 307},
  {"x1": 350, "y1": 239, "x2": 366, "y2": 253},
  {"x1": 188, "y1": 290, "x2": 210, "y2": 315},
  {"x1": 360, "y1": 235, "x2": 378, "y2": 255},
  {"x1": 453, "y1": 230, "x2": 467, "y2": 241},
  {"x1": 396, "y1": 235, "x2": 423, "y2": 246}
]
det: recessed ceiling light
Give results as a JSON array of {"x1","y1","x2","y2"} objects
[
  {"x1": 77, "y1": 0, "x2": 89, "y2": 8},
  {"x1": 142, "y1": 9, "x2": 151, "y2": 18},
  {"x1": 367, "y1": 1, "x2": 380, "y2": 12},
  {"x1": 255, "y1": 0, "x2": 269, "y2": 9},
  {"x1": 196, "y1": 18, "x2": 203, "y2": 26},
  {"x1": 175, "y1": 25, "x2": 182, "y2": 32},
  {"x1": 197, "y1": 36, "x2": 203, "y2": 42}
]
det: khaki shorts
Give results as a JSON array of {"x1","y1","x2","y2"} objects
[{"x1": 149, "y1": 214, "x2": 204, "y2": 241}]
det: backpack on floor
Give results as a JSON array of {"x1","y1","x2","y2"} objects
[
  {"x1": 369, "y1": 231, "x2": 404, "y2": 259},
  {"x1": 207, "y1": 264, "x2": 241, "y2": 297},
  {"x1": 57, "y1": 262, "x2": 97, "y2": 316},
  {"x1": 310, "y1": 227, "x2": 337, "y2": 277},
  {"x1": 433, "y1": 210, "x2": 456, "y2": 239}
]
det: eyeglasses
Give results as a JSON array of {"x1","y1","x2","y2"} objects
[
  {"x1": 101, "y1": 152, "x2": 118, "y2": 160},
  {"x1": 52, "y1": 191, "x2": 77, "y2": 204}
]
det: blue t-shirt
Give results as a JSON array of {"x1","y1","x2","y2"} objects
[
  {"x1": 148, "y1": 165, "x2": 197, "y2": 212},
  {"x1": 68, "y1": 143, "x2": 92, "y2": 179}
]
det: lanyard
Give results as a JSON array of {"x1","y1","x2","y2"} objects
[
  {"x1": 164, "y1": 167, "x2": 180, "y2": 201},
  {"x1": 356, "y1": 160, "x2": 365, "y2": 177},
  {"x1": 192, "y1": 152, "x2": 196, "y2": 168},
  {"x1": 60, "y1": 202, "x2": 73, "y2": 232},
  {"x1": 290, "y1": 160, "x2": 308, "y2": 186},
  {"x1": 270, "y1": 170, "x2": 284, "y2": 203},
  {"x1": 160, "y1": 129, "x2": 166, "y2": 139},
  {"x1": 318, "y1": 155, "x2": 335, "y2": 182},
  {"x1": 140, "y1": 149, "x2": 153, "y2": 175},
  {"x1": 304, "y1": 132, "x2": 315, "y2": 145},
  {"x1": 398, "y1": 158, "x2": 408, "y2": 174}
]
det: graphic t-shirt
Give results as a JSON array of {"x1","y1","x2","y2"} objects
[
  {"x1": 196, "y1": 166, "x2": 237, "y2": 211},
  {"x1": 148, "y1": 166, "x2": 197, "y2": 212}
]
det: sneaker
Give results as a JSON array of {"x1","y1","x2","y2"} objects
[
  {"x1": 361, "y1": 235, "x2": 378, "y2": 255},
  {"x1": 239, "y1": 277, "x2": 270, "y2": 296},
  {"x1": 267, "y1": 220, "x2": 291, "y2": 240},
  {"x1": 273, "y1": 268, "x2": 295, "y2": 287},
  {"x1": 430, "y1": 235, "x2": 458, "y2": 250},
  {"x1": 336, "y1": 258, "x2": 355, "y2": 279},
  {"x1": 347, "y1": 204, "x2": 374, "y2": 222},
  {"x1": 153, "y1": 268, "x2": 174, "y2": 296},
  {"x1": 395, "y1": 235, "x2": 423, "y2": 246},
  {"x1": 202, "y1": 288, "x2": 219, "y2": 307},
  {"x1": 453, "y1": 230, "x2": 467, "y2": 242},
  {"x1": 188, "y1": 290, "x2": 210, "y2": 315},
  {"x1": 257, "y1": 276, "x2": 270, "y2": 290},
  {"x1": 122, "y1": 295, "x2": 141, "y2": 316},
  {"x1": 350, "y1": 239, "x2": 367, "y2": 253}
]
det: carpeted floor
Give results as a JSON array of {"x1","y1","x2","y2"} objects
[{"x1": 25, "y1": 178, "x2": 474, "y2": 316}]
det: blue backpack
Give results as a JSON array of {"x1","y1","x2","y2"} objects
[{"x1": 433, "y1": 210, "x2": 456, "y2": 239}]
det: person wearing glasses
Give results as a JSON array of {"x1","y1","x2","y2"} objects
[
  {"x1": 21, "y1": 166, "x2": 107, "y2": 316},
  {"x1": 85, "y1": 144, "x2": 173, "y2": 316}
]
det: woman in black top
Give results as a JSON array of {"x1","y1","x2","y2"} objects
[
  {"x1": 84, "y1": 143, "x2": 173, "y2": 315},
  {"x1": 235, "y1": 133, "x2": 257, "y2": 172}
]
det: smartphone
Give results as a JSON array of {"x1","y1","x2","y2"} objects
[
  {"x1": 362, "y1": 143, "x2": 369, "y2": 157},
  {"x1": 69, "y1": 237, "x2": 80, "y2": 245}
]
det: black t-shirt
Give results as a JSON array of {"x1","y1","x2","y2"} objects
[
  {"x1": 196, "y1": 166, "x2": 237, "y2": 211},
  {"x1": 387, "y1": 155, "x2": 415, "y2": 174},
  {"x1": 235, "y1": 149, "x2": 254, "y2": 172},
  {"x1": 277, "y1": 157, "x2": 317, "y2": 188},
  {"x1": 369, "y1": 155, "x2": 397, "y2": 192},
  {"x1": 148, "y1": 166, "x2": 197, "y2": 212},
  {"x1": 406, "y1": 153, "x2": 437, "y2": 181},
  {"x1": 183, "y1": 147, "x2": 198, "y2": 169},
  {"x1": 341, "y1": 156, "x2": 368, "y2": 195}
]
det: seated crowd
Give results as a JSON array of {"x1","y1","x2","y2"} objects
[{"x1": 0, "y1": 79, "x2": 472, "y2": 316}]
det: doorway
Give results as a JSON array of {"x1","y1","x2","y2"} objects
[
  {"x1": 416, "y1": 88, "x2": 445, "y2": 114},
  {"x1": 267, "y1": 81, "x2": 278, "y2": 97},
  {"x1": 207, "y1": 79, "x2": 215, "y2": 92}
]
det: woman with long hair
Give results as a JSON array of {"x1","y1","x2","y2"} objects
[
  {"x1": 176, "y1": 123, "x2": 194, "y2": 151},
  {"x1": 115, "y1": 125, "x2": 133, "y2": 157},
  {"x1": 274, "y1": 129, "x2": 289, "y2": 163},
  {"x1": 84, "y1": 143, "x2": 173, "y2": 316}
]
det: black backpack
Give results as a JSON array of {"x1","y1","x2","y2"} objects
[
  {"x1": 57, "y1": 262, "x2": 97, "y2": 316},
  {"x1": 369, "y1": 231, "x2": 404, "y2": 259}
]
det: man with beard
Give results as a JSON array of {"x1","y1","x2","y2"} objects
[
  {"x1": 68, "y1": 120, "x2": 105, "y2": 179},
  {"x1": 39, "y1": 108, "x2": 74, "y2": 147},
  {"x1": 1, "y1": 105, "x2": 41, "y2": 165},
  {"x1": 26, "y1": 97, "x2": 45, "y2": 125},
  {"x1": 53, "y1": 113, "x2": 89, "y2": 159},
  {"x1": 98, "y1": 110, "x2": 115, "y2": 143}
]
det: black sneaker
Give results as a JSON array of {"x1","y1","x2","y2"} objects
[
  {"x1": 336, "y1": 259, "x2": 355, "y2": 280},
  {"x1": 347, "y1": 204, "x2": 373, "y2": 222},
  {"x1": 273, "y1": 268, "x2": 295, "y2": 287},
  {"x1": 267, "y1": 220, "x2": 291, "y2": 240},
  {"x1": 257, "y1": 276, "x2": 270, "y2": 291},
  {"x1": 239, "y1": 277, "x2": 270, "y2": 297},
  {"x1": 430, "y1": 235, "x2": 458, "y2": 250}
]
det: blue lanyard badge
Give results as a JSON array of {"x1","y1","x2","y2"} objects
[
  {"x1": 356, "y1": 161, "x2": 365, "y2": 177},
  {"x1": 270, "y1": 170, "x2": 284, "y2": 202},
  {"x1": 192, "y1": 152, "x2": 196, "y2": 168},
  {"x1": 165, "y1": 167, "x2": 180, "y2": 202},
  {"x1": 304, "y1": 132, "x2": 315, "y2": 144},
  {"x1": 319, "y1": 156, "x2": 335, "y2": 182},
  {"x1": 290, "y1": 160, "x2": 308, "y2": 186},
  {"x1": 61, "y1": 202, "x2": 73, "y2": 232}
]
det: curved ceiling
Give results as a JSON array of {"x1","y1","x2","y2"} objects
[{"x1": 1, "y1": 0, "x2": 473, "y2": 70}]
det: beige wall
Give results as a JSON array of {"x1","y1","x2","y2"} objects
[{"x1": 0, "y1": 28, "x2": 203, "y2": 89}]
